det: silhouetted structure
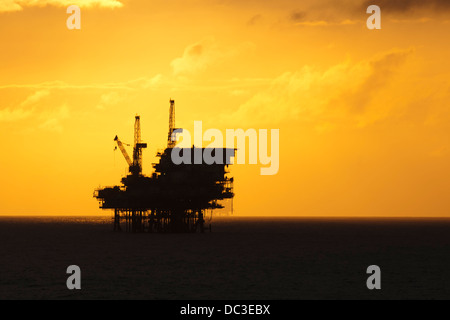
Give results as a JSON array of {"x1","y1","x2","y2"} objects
[{"x1": 94, "y1": 100, "x2": 235, "y2": 233}]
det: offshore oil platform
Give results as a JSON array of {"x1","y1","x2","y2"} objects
[{"x1": 94, "y1": 100, "x2": 235, "y2": 233}]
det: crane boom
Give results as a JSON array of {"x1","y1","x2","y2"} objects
[{"x1": 114, "y1": 135, "x2": 132, "y2": 166}]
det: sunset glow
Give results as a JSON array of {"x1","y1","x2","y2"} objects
[{"x1": 1, "y1": 0, "x2": 449, "y2": 217}]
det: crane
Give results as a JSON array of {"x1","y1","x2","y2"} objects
[
  {"x1": 115, "y1": 115, "x2": 147, "y2": 176},
  {"x1": 114, "y1": 135, "x2": 132, "y2": 166}
]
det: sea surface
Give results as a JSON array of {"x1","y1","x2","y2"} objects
[{"x1": 0, "y1": 216, "x2": 449, "y2": 300}]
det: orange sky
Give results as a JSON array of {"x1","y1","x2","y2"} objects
[{"x1": 0, "y1": 0, "x2": 449, "y2": 217}]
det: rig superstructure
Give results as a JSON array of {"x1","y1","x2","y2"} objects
[{"x1": 94, "y1": 100, "x2": 235, "y2": 233}]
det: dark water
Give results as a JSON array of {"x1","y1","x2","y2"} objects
[{"x1": 0, "y1": 216, "x2": 449, "y2": 300}]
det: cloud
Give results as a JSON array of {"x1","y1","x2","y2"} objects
[
  {"x1": 288, "y1": 10, "x2": 359, "y2": 27},
  {"x1": 293, "y1": 19, "x2": 358, "y2": 27},
  {"x1": 247, "y1": 14, "x2": 262, "y2": 26},
  {"x1": 19, "y1": 90, "x2": 50, "y2": 107},
  {"x1": 290, "y1": 11, "x2": 306, "y2": 22},
  {"x1": 0, "y1": 0, "x2": 123, "y2": 12},
  {"x1": 360, "y1": 0, "x2": 450, "y2": 13},
  {"x1": 0, "y1": 75, "x2": 162, "y2": 91},
  {"x1": 0, "y1": 74, "x2": 164, "y2": 130},
  {"x1": 0, "y1": 107, "x2": 33, "y2": 122},
  {"x1": 0, "y1": 0, "x2": 22, "y2": 12},
  {"x1": 170, "y1": 38, "x2": 252, "y2": 78},
  {"x1": 129, "y1": 75, "x2": 163, "y2": 89},
  {"x1": 0, "y1": 90, "x2": 50, "y2": 122},
  {"x1": 284, "y1": 3, "x2": 363, "y2": 28},
  {"x1": 38, "y1": 104, "x2": 70, "y2": 133},
  {"x1": 96, "y1": 91, "x2": 122, "y2": 110},
  {"x1": 171, "y1": 38, "x2": 219, "y2": 77},
  {"x1": 221, "y1": 49, "x2": 413, "y2": 128},
  {"x1": 0, "y1": 90, "x2": 70, "y2": 132},
  {"x1": 282, "y1": 0, "x2": 450, "y2": 27}
]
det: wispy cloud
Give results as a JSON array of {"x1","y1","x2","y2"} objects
[
  {"x1": 171, "y1": 38, "x2": 221, "y2": 77},
  {"x1": 0, "y1": 89, "x2": 50, "y2": 122},
  {"x1": 38, "y1": 104, "x2": 70, "y2": 133},
  {"x1": 0, "y1": 107, "x2": 33, "y2": 122},
  {"x1": 170, "y1": 38, "x2": 253, "y2": 78},
  {"x1": 0, "y1": 0, "x2": 124, "y2": 13},
  {"x1": 284, "y1": 3, "x2": 362, "y2": 28},
  {"x1": 281, "y1": 0, "x2": 450, "y2": 27},
  {"x1": 221, "y1": 49, "x2": 414, "y2": 128},
  {"x1": 0, "y1": 75, "x2": 162, "y2": 91},
  {"x1": 247, "y1": 14, "x2": 262, "y2": 26},
  {"x1": 0, "y1": 74, "x2": 165, "y2": 132},
  {"x1": 0, "y1": 0, "x2": 22, "y2": 12},
  {"x1": 96, "y1": 91, "x2": 123, "y2": 110},
  {"x1": 293, "y1": 19, "x2": 359, "y2": 27},
  {"x1": 19, "y1": 90, "x2": 50, "y2": 107},
  {"x1": 0, "y1": 89, "x2": 70, "y2": 133},
  {"x1": 360, "y1": 0, "x2": 450, "y2": 13}
]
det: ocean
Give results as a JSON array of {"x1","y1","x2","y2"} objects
[{"x1": 0, "y1": 216, "x2": 449, "y2": 299}]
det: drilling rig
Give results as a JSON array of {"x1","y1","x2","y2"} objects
[
  {"x1": 114, "y1": 116, "x2": 147, "y2": 176},
  {"x1": 167, "y1": 99, "x2": 176, "y2": 148},
  {"x1": 94, "y1": 100, "x2": 235, "y2": 233}
]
